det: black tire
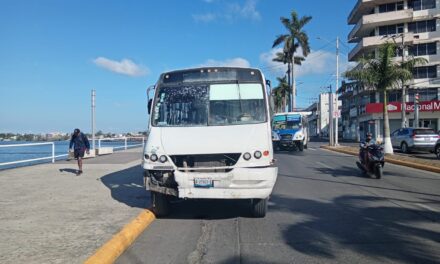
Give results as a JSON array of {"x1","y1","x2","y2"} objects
[
  {"x1": 304, "y1": 142, "x2": 308, "y2": 149},
  {"x1": 375, "y1": 164, "x2": 382, "y2": 179},
  {"x1": 151, "y1": 191, "x2": 170, "y2": 217},
  {"x1": 401, "y1": 142, "x2": 409, "y2": 154},
  {"x1": 435, "y1": 145, "x2": 440, "y2": 159},
  {"x1": 251, "y1": 198, "x2": 268, "y2": 218},
  {"x1": 298, "y1": 141, "x2": 304, "y2": 151}
]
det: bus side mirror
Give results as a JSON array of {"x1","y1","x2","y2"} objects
[
  {"x1": 148, "y1": 99, "x2": 152, "y2": 115},
  {"x1": 266, "y1": 80, "x2": 271, "y2": 89}
]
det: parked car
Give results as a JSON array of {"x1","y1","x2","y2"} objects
[{"x1": 391, "y1": 127, "x2": 439, "y2": 153}]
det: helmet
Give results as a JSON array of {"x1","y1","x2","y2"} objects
[
  {"x1": 366, "y1": 132, "x2": 372, "y2": 142},
  {"x1": 74, "y1": 128, "x2": 80, "y2": 134}
]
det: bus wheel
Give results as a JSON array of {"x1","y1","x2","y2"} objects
[
  {"x1": 298, "y1": 142, "x2": 304, "y2": 151},
  {"x1": 151, "y1": 191, "x2": 170, "y2": 217},
  {"x1": 251, "y1": 198, "x2": 267, "y2": 218}
]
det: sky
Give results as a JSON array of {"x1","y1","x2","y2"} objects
[{"x1": 0, "y1": 0, "x2": 355, "y2": 134}]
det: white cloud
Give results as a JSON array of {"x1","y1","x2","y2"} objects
[
  {"x1": 93, "y1": 57, "x2": 149, "y2": 77},
  {"x1": 259, "y1": 48, "x2": 355, "y2": 78},
  {"x1": 229, "y1": 0, "x2": 260, "y2": 21},
  {"x1": 198, "y1": 57, "x2": 251, "y2": 68},
  {"x1": 192, "y1": 13, "x2": 217, "y2": 23},
  {"x1": 192, "y1": 0, "x2": 260, "y2": 23}
]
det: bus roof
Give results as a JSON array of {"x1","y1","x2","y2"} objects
[{"x1": 159, "y1": 67, "x2": 263, "y2": 84}]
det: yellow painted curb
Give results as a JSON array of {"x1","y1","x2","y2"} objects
[
  {"x1": 321, "y1": 145, "x2": 440, "y2": 174},
  {"x1": 84, "y1": 210, "x2": 156, "y2": 264}
]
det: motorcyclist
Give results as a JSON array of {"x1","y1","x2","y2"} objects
[{"x1": 360, "y1": 133, "x2": 374, "y2": 165}]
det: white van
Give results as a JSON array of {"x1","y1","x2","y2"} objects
[{"x1": 142, "y1": 67, "x2": 278, "y2": 217}]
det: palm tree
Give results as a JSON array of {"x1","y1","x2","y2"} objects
[
  {"x1": 272, "y1": 10, "x2": 312, "y2": 111},
  {"x1": 344, "y1": 42, "x2": 426, "y2": 154},
  {"x1": 272, "y1": 76, "x2": 290, "y2": 112}
]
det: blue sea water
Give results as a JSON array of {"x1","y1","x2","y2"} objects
[{"x1": 0, "y1": 140, "x2": 142, "y2": 170}]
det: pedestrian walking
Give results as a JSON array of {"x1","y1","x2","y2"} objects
[{"x1": 69, "y1": 128, "x2": 90, "y2": 175}]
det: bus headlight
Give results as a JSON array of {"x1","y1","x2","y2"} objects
[
  {"x1": 159, "y1": 155, "x2": 168, "y2": 163},
  {"x1": 150, "y1": 154, "x2": 158, "y2": 162},
  {"x1": 254, "y1": 151, "x2": 262, "y2": 159},
  {"x1": 294, "y1": 133, "x2": 304, "y2": 140},
  {"x1": 243, "y1": 152, "x2": 251, "y2": 160}
]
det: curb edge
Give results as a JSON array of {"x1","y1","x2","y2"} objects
[{"x1": 84, "y1": 209, "x2": 156, "y2": 264}]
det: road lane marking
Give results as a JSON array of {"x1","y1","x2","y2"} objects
[
  {"x1": 308, "y1": 148, "x2": 317, "y2": 151},
  {"x1": 317, "y1": 161, "x2": 333, "y2": 169}
]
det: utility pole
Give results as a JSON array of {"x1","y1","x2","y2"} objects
[
  {"x1": 328, "y1": 85, "x2": 334, "y2": 146},
  {"x1": 335, "y1": 37, "x2": 339, "y2": 146},
  {"x1": 399, "y1": 34, "x2": 407, "y2": 128},
  {"x1": 414, "y1": 93, "x2": 420, "y2": 128},
  {"x1": 286, "y1": 56, "x2": 291, "y2": 112},
  {"x1": 291, "y1": 39, "x2": 296, "y2": 112},
  {"x1": 91, "y1": 89, "x2": 96, "y2": 150}
]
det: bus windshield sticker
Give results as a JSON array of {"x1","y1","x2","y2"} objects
[
  {"x1": 209, "y1": 84, "x2": 240, "y2": 100},
  {"x1": 239, "y1": 84, "x2": 264, "y2": 100}
]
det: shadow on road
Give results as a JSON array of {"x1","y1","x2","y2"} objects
[
  {"x1": 279, "y1": 172, "x2": 440, "y2": 199},
  {"x1": 164, "y1": 198, "x2": 253, "y2": 220},
  {"x1": 100, "y1": 165, "x2": 150, "y2": 208},
  {"x1": 59, "y1": 168, "x2": 78, "y2": 175},
  {"x1": 270, "y1": 194, "x2": 440, "y2": 263}
]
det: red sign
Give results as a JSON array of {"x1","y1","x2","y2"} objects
[{"x1": 366, "y1": 100, "x2": 440, "y2": 113}]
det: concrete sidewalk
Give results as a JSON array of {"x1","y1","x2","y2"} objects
[{"x1": 0, "y1": 148, "x2": 149, "y2": 264}]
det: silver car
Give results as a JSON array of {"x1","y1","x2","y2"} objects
[{"x1": 391, "y1": 127, "x2": 439, "y2": 153}]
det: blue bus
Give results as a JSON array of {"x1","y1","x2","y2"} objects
[{"x1": 272, "y1": 112, "x2": 310, "y2": 151}]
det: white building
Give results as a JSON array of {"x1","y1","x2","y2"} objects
[
  {"x1": 344, "y1": 0, "x2": 440, "y2": 141},
  {"x1": 307, "y1": 93, "x2": 340, "y2": 137}
]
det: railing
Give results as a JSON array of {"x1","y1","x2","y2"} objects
[
  {"x1": 0, "y1": 142, "x2": 68, "y2": 167},
  {"x1": 0, "y1": 137, "x2": 146, "y2": 169},
  {"x1": 97, "y1": 137, "x2": 145, "y2": 150}
]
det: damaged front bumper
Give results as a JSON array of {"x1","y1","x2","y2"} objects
[{"x1": 144, "y1": 165, "x2": 278, "y2": 200}]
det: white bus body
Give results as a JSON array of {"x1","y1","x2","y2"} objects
[{"x1": 143, "y1": 67, "x2": 278, "y2": 217}]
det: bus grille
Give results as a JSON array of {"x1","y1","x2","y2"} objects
[
  {"x1": 280, "y1": 134, "x2": 293, "y2": 140},
  {"x1": 170, "y1": 153, "x2": 241, "y2": 168}
]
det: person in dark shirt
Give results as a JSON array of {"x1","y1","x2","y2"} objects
[{"x1": 69, "y1": 128, "x2": 90, "y2": 175}]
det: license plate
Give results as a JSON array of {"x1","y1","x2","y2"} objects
[{"x1": 194, "y1": 178, "x2": 213, "y2": 188}]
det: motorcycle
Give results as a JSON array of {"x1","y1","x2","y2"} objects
[{"x1": 356, "y1": 143, "x2": 385, "y2": 179}]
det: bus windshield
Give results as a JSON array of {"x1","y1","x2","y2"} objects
[
  {"x1": 273, "y1": 114, "x2": 302, "y2": 130},
  {"x1": 152, "y1": 83, "x2": 266, "y2": 127}
]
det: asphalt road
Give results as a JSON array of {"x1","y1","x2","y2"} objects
[{"x1": 117, "y1": 142, "x2": 440, "y2": 264}]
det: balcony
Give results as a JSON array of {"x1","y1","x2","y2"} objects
[
  {"x1": 348, "y1": 0, "x2": 404, "y2": 24},
  {"x1": 349, "y1": 9, "x2": 413, "y2": 41},
  {"x1": 349, "y1": 33, "x2": 415, "y2": 61}
]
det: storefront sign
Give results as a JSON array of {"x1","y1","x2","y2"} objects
[{"x1": 365, "y1": 100, "x2": 440, "y2": 113}]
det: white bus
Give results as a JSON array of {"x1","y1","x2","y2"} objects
[
  {"x1": 272, "y1": 112, "x2": 311, "y2": 151},
  {"x1": 143, "y1": 67, "x2": 278, "y2": 217}
]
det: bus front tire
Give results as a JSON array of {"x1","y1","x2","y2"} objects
[
  {"x1": 151, "y1": 191, "x2": 170, "y2": 217},
  {"x1": 251, "y1": 198, "x2": 268, "y2": 218},
  {"x1": 298, "y1": 142, "x2": 304, "y2": 151}
]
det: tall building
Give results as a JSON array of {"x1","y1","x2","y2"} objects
[
  {"x1": 306, "y1": 93, "x2": 340, "y2": 137},
  {"x1": 342, "y1": 0, "x2": 440, "y2": 141}
]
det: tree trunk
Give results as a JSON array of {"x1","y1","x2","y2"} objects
[
  {"x1": 382, "y1": 89, "x2": 394, "y2": 154},
  {"x1": 283, "y1": 92, "x2": 287, "y2": 112}
]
